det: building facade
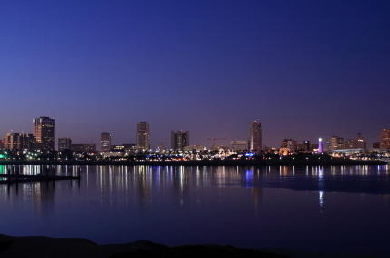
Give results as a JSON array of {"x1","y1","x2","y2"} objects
[
  {"x1": 4, "y1": 133, "x2": 35, "y2": 151},
  {"x1": 230, "y1": 140, "x2": 248, "y2": 151},
  {"x1": 171, "y1": 130, "x2": 189, "y2": 151},
  {"x1": 301, "y1": 140, "x2": 313, "y2": 152},
  {"x1": 58, "y1": 138, "x2": 72, "y2": 151},
  {"x1": 100, "y1": 132, "x2": 112, "y2": 152},
  {"x1": 71, "y1": 144, "x2": 96, "y2": 153},
  {"x1": 329, "y1": 136, "x2": 345, "y2": 151},
  {"x1": 380, "y1": 129, "x2": 390, "y2": 150},
  {"x1": 136, "y1": 122, "x2": 150, "y2": 150},
  {"x1": 318, "y1": 138, "x2": 325, "y2": 153},
  {"x1": 33, "y1": 116, "x2": 55, "y2": 151},
  {"x1": 250, "y1": 120, "x2": 262, "y2": 152},
  {"x1": 344, "y1": 133, "x2": 366, "y2": 151},
  {"x1": 281, "y1": 138, "x2": 298, "y2": 153}
]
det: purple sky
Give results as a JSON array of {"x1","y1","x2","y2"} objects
[{"x1": 0, "y1": 0, "x2": 389, "y2": 147}]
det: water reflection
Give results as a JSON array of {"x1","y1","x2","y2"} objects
[
  {"x1": 0, "y1": 165, "x2": 389, "y2": 253},
  {"x1": 0, "y1": 165, "x2": 389, "y2": 214},
  {"x1": 75, "y1": 165, "x2": 390, "y2": 210}
]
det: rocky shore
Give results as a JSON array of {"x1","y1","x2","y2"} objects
[
  {"x1": 0, "y1": 234, "x2": 287, "y2": 258},
  {"x1": 0, "y1": 234, "x2": 379, "y2": 258}
]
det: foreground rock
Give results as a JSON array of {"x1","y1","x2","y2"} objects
[
  {"x1": 0, "y1": 235, "x2": 286, "y2": 258},
  {"x1": 0, "y1": 234, "x2": 377, "y2": 257}
]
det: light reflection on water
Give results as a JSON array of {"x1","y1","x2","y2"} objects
[{"x1": 0, "y1": 165, "x2": 388, "y2": 254}]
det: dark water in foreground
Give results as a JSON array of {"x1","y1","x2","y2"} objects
[{"x1": 0, "y1": 165, "x2": 389, "y2": 255}]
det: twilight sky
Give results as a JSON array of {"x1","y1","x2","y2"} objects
[{"x1": 0, "y1": 0, "x2": 389, "y2": 147}]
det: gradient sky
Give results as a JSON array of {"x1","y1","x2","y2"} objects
[{"x1": 0, "y1": 0, "x2": 389, "y2": 147}]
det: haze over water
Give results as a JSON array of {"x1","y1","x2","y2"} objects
[{"x1": 0, "y1": 165, "x2": 389, "y2": 255}]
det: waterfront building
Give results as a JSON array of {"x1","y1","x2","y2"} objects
[
  {"x1": 344, "y1": 133, "x2": 366, "y2": 151},
  {"x1": 279, "y1": 147, "x2": 291, "y2": 156},
  {"x1": 249, "y1": 120, "x2": 262, "y2": 152},
  {"x1": 136, "y1": 122, "x2": 150, "y2": 150},
  {"x1": 380, "y1": 129, "x2": 390, "y2": 150},
  {"x1": 4, "y1": 133, "x2": 35, "y2": 151},
  {"x1": 373, "y1": 142, "x2": 381, "y2": 151},
  {"x1": 318, "y1": 138, "x2": 325, "y2": 153},
  {"x1": 301, "y1": 140, "x2": 312, "y2": 152},
  {"x1": 184, "y1": 145, "x2": 207, "y2": 152},
  {"x1": 111, "y1": 144, "x2": 136, "y2": 152},
  {"x1": 33, "y1": 116, "x2": 55, "y2": 151},
  {"x1": 71, "y1": 144, "x2": 96, "y2": 153},
  {"x1": 329, "y1": 136, "x2": 345, "y2": 151},
  {"x1": 100, "y1": 132, "x2": 112, "y2": 152},
  {"x1": 58, "y1": 138, "x2": 72, "y2": 151},
  {"x1": 230, "y1": 140, "x2": 248, "y2": 151},
  {"x1": 171, "y1": 130, "x2": 189, "y2": 151},
  {"x1": 281, "y1": 138, "x2": 298, "y2": 153}
]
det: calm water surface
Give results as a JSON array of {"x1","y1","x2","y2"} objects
[{"x1": 0, "y1": 165, "x2": 389, "y2": 255}]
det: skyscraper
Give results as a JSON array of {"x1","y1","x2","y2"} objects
[
  {"x1": 171, "y1": 130, "x2": 189, "y2": 151},
  {"x1": 380, "y1": 129, "x2": 390, "y2": 150},
  {"x1": 33, "y1": 116, "x2": 55, "y2": 151},
  {"x1": 329, "y1": 136, "x2": 345, "y2": 151},
  {"x1": 58, "y1": 138, "x2": 72, "y2": 151},
  {"x1": 302, "y1": 140, "x2": 312, "y2": 152},
  {"x1": 344, "y1": 133, "x2": 367, "y2": 151},
  {"x1": 249, "y1": 120, "x2": 262, "y2": 152},
  {"x1": 281, "y1": 138, "x2": 298, "y2": 152},
  {"x1": 100, "y1": 132, "x2": 112, "y2": 152},
  {"x1": 136, "y1": 122, "x2": 150, "y2": 150}
]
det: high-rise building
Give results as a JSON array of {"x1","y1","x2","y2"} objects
[
  {"x1": 281, "y1": 138, "x2": 298, "y2": 152},
  {"x1": 171, "y1": 130, "x2": 189, "y2": 151},
  {"x1": 380, "y1": 129, "x2": 390, "y2": 150},
  {"x1": 4, "y1": 133, "x2": 35, "y2": 151},
  {"x1": 302, "y1": 140, "x2": 312, "y2": 152},
  {"x1": 58, "y1": 138, "x2": 72, "y2": 151},
  {"x1": 33, "y1": 116, "x2": 55, "y2": 151},
  {"x1": 100, "y1": 132, "x2": 112, "y2": 152},
  {"x1": 345, "y1": 133, "x2": 366, "y2": 151},
  {"x1": 329, "y1": 136, "x2": 345, "y2": 151},
  {"x1": 136, "y1": 122, "x2": 150, "y2": 150},
  {"x1": 249, "y1": 120, "x2": 262, "y2": 152}
]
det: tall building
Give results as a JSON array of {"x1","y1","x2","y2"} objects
[
  {"x1": 58, "y1": 138, "x2": 72, "y2": 151},
  {"x1": 302, "y1": 140, "x2": 312, "y2": 152},
  {"x1": 136, "y1": 122, "x2": 150, "y2": 150},
  {"x1": 33, "y1": 116, "x2": 55, "y2": 151},
  {"x1": 171, "y1": 130, "x2": 189, "y2": 151},
  {"x1": 329, "y1": 136, "x2": 345, "y2": 151},
  {"x1": 100, "y1": 132, "x2": 112, "y2": 152},
  {"x1": 345, "y1": 133, "x2": 366, "y2": 151},
  {"x1": 250, "y1": 120, "x2": 262, "y2": 152},
  {"x1": 281, "y1": 138, "x2": 298, "y2": 152},
  {"x1": 380, "y1": 129, "x2": 390, "y2": 150},
  {"x1": 4, "y1": 133, "x2": 35, "y2": 151}
]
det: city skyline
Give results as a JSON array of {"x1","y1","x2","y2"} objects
[
  {"x1": 0, "y1": 0, "x2": 388, "y2": 147},
  {"x1": 1, "y1": 115, "x2": 388, "y2": 151},
  {"x1": 0, "y1": 1, "x2": 389, "y2": 256}
]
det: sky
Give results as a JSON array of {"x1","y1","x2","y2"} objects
[{"x1": 0, "y1": 0, "x2": 389, "y2": 147}]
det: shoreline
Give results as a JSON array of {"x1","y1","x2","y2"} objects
[
  {"x1": 0, "y1": 234, "x2": 286, "y2": 258},
  {"x1": 0, "y1": 160, "x2": 386, "y2": 166},
  {"x1": 0, "y1": 234, "x2": 376, "y2": 258}
]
